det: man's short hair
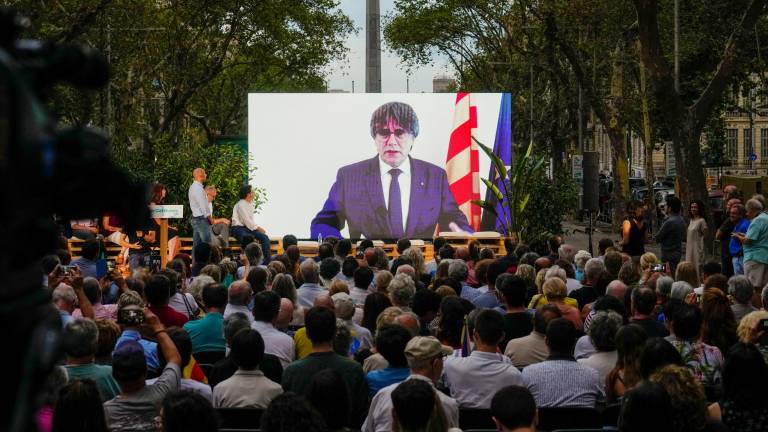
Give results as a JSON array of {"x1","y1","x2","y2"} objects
[
  {"x1": 670, "y1": 281, "x2": 694, "y2": 300},
  {"x1": 388, "y1": 273, "x2": 416, "y2": 306},
  {"x1": 82, "y1": 277, "x2": 101, "y2": 304},
  {"x1": 396, "y1": 238, "x2": 412, "y2": 254},
  {"x1": 62, "y1": 318, "x2": 98, "y2": 358},
  {"x1": 375, "y1": 324, "x2": 411, "y2": 368},
  {"x1": 370, "y1": 102, "x2": 420, "y2": 139},
  {"x1": 447, "y1": 260, "x2": 469, "y2": 282},
  {"x1": 305, "y1": 306, "x2": 337, "y2": 345},
  {"x1": 497, "y1": 274, "x2": 528, "y2": 308},
  {"x1": 252, "y1": 291, "x2": 281, "y2": 323},
  {"x1": 589, "y1": 311, "x2": 623, "y2": 351},
  {"x1": 391, "y1": 379, "x2": 434, "y2": 431},
  {"x1": 81, "y1": 238, "x2": 100, "y2": 260},
  {"x1": 474, "y1": 309, "x2": 505, "y2": 346},
  {"x1": 438, "y1": 244, "x2": 455, "y2": 260},
  {"x1": 145, "y1": 274, "x2": 172, "y2": 306},
  {"x1": 341, "y1": 256, "x2": 359, "y2": 278},
  {"x1": 244, "y1": 242, "x2": 264, "y2": 266},
  {"x1": 319, "y1": 257, "x2": 341, "y2": 281},
  {"x1": 604, "y1": 252, "x2": 623, "y2": 277},
  {"x1": 728, "y1": 275, "x2": 754, "y2": 305},
  {"x1": 353, "y1": 266, "x2": 375, "y2": 289},
  {"x1": 598, "y1": 238, "x2": 614, "y2": 255},
  {"x1": 546, "y1": 318, "x2": 576, "y2": 355},
  {"x1": 112, "y1": 340, "x2": 146, "y2": 382},
  {"x1": 487, "y1": 260, "x2": 509, "y2": 288},
  {"x1": 223, "y1": 312, "x2": 251, "y2": 344},
  {"x1": 202, "y1": 283, "x2": 227, "y2": 309},
  {"x1": 52, "y1": 284, "x2": 77, "y2": 305},
  {"x1": 411, "y1": 289, "x2": 441, "y2": 317},
  {"x1": 701, "y1": 261, "x2": 722, "y2": 277},
  {"x1": 671, "y1": 304, "x2": 702, "y2": 340},
  {"x1": 747, "y1": 198, "x2": 765, "y2": 212},
  {"x1": 282, "y1": 234, "x2": 298, "y2": 249},
  {"x1": 666, "y1": 196, "x2": 682, "y2": 213},
  {"x1": 300, "y1": 259, "x2": 320, "y2": 284},
  {"x1": 230, "y1": 329, "x2": 265, "y2": 370},
  {"x1": 238, "y1": 185, "x2": 252, "y2": 200},
  {"x1": 167, "y1": 327, "x2": 193, "y2": 368},
  {"x1": 584, "y1": 258, "x2": 606, "y2": 283},
  {"x1": 491, "y1": 385, "x2": 537, "y2": 430},
  {"x1": 317, "y1": 242, "x2": 334, "y2": 260},
  {"x1": 335, "y1": 239, "x2": 352, "y2": 257},
  {"x1": 632, "y1": 287, "x2": 657, "y2": 315},
  {"x1": 533, "y1": 304, "x2": 561, "y2": 334}
]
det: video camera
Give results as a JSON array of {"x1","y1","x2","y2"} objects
[{"x1": 0, "y1": 8, "x2": 148, "y2": 431}]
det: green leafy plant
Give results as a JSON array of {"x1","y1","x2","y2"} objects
[{"x1": 471, "y1": 139, "x2": 547, "y2": 243}]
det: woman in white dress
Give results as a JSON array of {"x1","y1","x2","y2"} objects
[{"x1": 685, "y1": 199, "x2": 708, "y2": 274}]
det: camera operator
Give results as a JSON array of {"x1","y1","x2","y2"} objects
[{"x1": 105, "y1": 307, "x2": 182, "y2": 432}]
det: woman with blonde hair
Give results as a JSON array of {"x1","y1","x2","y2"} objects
[
  {"x1": 516, "y1": 263, "x2": 538, "y2": 305},
  {"x1": 528, "y1": 273, "x2": 579, "y2": 310},
  {"x1": 375, "y1": 270, "x2": 393, "y2": 294},
  {"x1": 531, "y1": 278, "x2": 582, "y2": 329},
  {"x1": 402, "y1": 247, "x2": 426, "y2": 284},
  {"x1": 737, "y1": 310, "x2": 768, "y2": 364},
  {"x1": 675, "y1": 261, "x2": 700, "y2": 289},
  {"x1": 640, "y1": 252, "x2": 659, "y2": 271}
]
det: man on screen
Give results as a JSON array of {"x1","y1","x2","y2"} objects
[{"x1": 310, "y1": 101, "x2": 472, "y2": 239}]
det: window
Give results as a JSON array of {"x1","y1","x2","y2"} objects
[
  {"x1": 726, "y1": 128, "x2": 737, "y2": 160},
  {"x1": 762, "y1": 128, "x2": 768, "y2": 162},
  {"x1": 745, "y1": 128, "x2": 753, "y2": 161}
]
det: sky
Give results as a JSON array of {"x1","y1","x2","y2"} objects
[{"x1": 325, "y1": 0, "x2": 453, "y2": 93}]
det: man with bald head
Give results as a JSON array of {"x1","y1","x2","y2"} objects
[
  {"x1": 224, "y1": 280, "x2": 254, "y2": 324},
  {"x1": 605, "y1": 280, "x2": 627, "y2": 299},
  {"x1": 188, "y1": 167, "x2": 213, "y2": 258}
]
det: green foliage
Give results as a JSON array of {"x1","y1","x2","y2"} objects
[{"x1": 472, "y1": 139, "x2": 575, "y2": 244}]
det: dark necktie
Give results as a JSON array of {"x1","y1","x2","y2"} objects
[{"x1": 388, "y1": 168, "x2": 404, "y2": 238}]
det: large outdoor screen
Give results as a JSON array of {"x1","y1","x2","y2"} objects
[{"x1": 248, "y1": 93, "x2": 511, "y2": 240}]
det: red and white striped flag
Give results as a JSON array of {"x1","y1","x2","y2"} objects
[{"x1": 446, "y1": 92, "x2": 481, "y2": 231}]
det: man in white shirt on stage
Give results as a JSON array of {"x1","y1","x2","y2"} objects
[
  {"x1": 188, "y1": 168, "x2": 212, "y2": 258},
  {"x1": 231, "y1": 185, "x2": 271, "y2": 263}
]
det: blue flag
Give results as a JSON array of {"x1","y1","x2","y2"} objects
[{"x1": 480, "y1": 93, "x2": 513, "y2": 232}]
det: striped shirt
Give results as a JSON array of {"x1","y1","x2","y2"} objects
[{"x1": 522, "y1": 358, "x2": 603, "y2": 408}]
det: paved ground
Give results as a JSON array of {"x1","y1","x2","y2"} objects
[{"x1": 561, "y1": 219, "x2": 662, "y2": 257}]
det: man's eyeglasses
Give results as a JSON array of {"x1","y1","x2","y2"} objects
[{"x1": 375, "y1": 128, "x2": 410, "y2": 139}]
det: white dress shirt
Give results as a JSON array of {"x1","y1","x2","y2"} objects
[
  {"x1": 362, "y1": 374, "x2": 459, "y2": 432},
  {"x1": 443, "y1": 350, "x2": 525, "y2": 408},
  {"x1": 251, "y1": 320, "x2": 295, "y2": 368},
  {"x1": 212, "y1": 369, "x2": 283, "y2": 408},
  {"x1": 297, "y1": 283, "x2": 326, "y2": 309},
  {"x1": 578, "y1": 350, "x2": 618, "y2": 385},
  {"x1": 188, "y1": 181, "x2": 210, "y2": 217},
  {"x1": 379, "y1": 157, "x2": 411, "y2": 232},
  {"x1": 231, "y1": 199, "x2": 259, "y2": 231},
  {"x1": 224, "y1": 304, "x2": 255, "y2": 324},
  {"x1": 168, "y1": 293, "x2": 199, "y2": 317}
]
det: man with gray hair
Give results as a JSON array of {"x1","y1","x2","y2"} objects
[
  {"x1": 448, "y1": 259, "x2": 479, "y2": 301},
  {"x1": 733, "y1": 198, "x2": 768, "y2": 289},
  {"x1": 333, "y1": 292, "x2": 374, "y2": 351},
  {"x1": 728, "y1": 275, "x2": 757, "y2": 322},
  {"x1": 208, "y1": 312, "x2": 284, "y2": 388},
  {"x1": 558, "y1": 244, "x2": 576, "y2": 267},
  {"x1": 53, "y1": 280, "x2": 94, "y2": 327},
  {"x1": 224, "y1": 280, "x2": 254, "y2": 324},
  {"x1": 577, "y1": 310, "x2": 622, "y2": 383},
  {"x1": 657, "y1": 276, "x2": 674, "y2": 301},
  {"x1": 297, "y1": 259, "x2": 324, "y2": 308},
  {"x1": 388, "y1": 273, "x2": 416, "y2": 311},
  {"x1": 63, "y1": 318, "x2": 121, "y2": 401},
  {"x1": 570, "y1": 258, "x2": 605, "y2": 310},
  {"x1": 670, "y1": 281, "x2": 694, "y2": 300}
]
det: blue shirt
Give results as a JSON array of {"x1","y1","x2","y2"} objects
[
  {"x1": 471, "y1": 291, "x2": 501, "y2": 309},
  {"x1": 115, "y1": 330, "x2": 160, "y2": 372},
  {"x1": 460, "y1": 283, "x2": 481, "y2": 301},
  {"x1": 730, "y1": 218, "x2": 750, "y2": 255},
  {"x1": 367, "y1": 367, "x2": 410, "y2": 396},
  {"x1": 183, "y1": 312, "x2": 226, "y2": 353}
]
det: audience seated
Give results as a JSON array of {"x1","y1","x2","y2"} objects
[
  {"x1": 666, "y1": 303, "x2": 724, "y2": 386},
  {"x1": 251, "y1": 291, "x2": 295, "y2": 368},
  {"x1": 223, "y1": 280, "x2": 254, "y2": 324},
  {"x1": 260, "y1": 392, "x2": 327, "y2": 432},
  {"x1": 490, "y1": 385, "x2": 538, "y2": 432},
  {"x1": 388, "y1": 273, "x2": 417, "y2": 311},
  {"x1": 333, "y1": 292, "x2": 373, "y2": 353},
  {"x1": 53, "y1": 379, "x2": 110, "y2": 432},
  {"x1": 297, "y1": 260, "x2": 324, "y2": 308},
  {"x1": 366, "y1": 324, "x2": 412, "y2": 395},
  {"x1": 160, "y1": 390, "x2": 218, "y2": 432},
  {"x1": 350, "y1": 265, "x2": 374, "y2": 306},
  {"x1": 306, "y1": 369, "x2": 352, "y2": 431},
  {"x1": 497, "y1": 274, "x2": 534, "y2": 349},
  {"x1": 183, "y1": 283, "x2": 226, "y2": 357},
  {"x1": 618, "y1": 381, "x2": 674, "y2": 432},
  {"x1": 363, "y1": 336, "x2": 459, "y2": 432},
  {"x1": 391, "y1": 379, "x2": 458, "y2": 432},
  {"x1": 71, "y1": 238, "x2": 100, "y2": 278},
  {"x1": 103, "y1": 309, "x2": 182, "y2": 431},
  {"x1": 444, "y1": 309, "x2": 524, "y2": 408},
  {"x1": 522, "y1": 318, "x2": 603, "y2": 408},
  {"x1": 630, "y1": 286, "x2": 669, "y2": 337},
  {"x1": 606, "y1": 324, "x2": 648, "y2": 403},
  {"x1": 505, "y1": 304, "x2": 561, "y2": 368},
  {"x1": 213, "y1": 328, "x2": 283, "y2": 408},
  {"x1": 283, "y1": 306, "x2": 369, "y2": 427},
  {"x1": 62, "y1": 319, "x2": 121, "y2": 401},
  {"x1": 148, "y1": 327, "x2": 212, "y2": 401},
  {"x1": 146, "y1": 274, "x2": 188, "y2": 328},
  {"x1": 577, "y1": 310, "x2": 622, "y2": 384}
]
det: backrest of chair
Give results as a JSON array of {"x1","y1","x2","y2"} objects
[
  {"x1": 458, "y1": 408, "x2": 496, "y2": 430},
  {"x1": 217, "y1": 407, "x2": 264, "y2": 430},
  {"x1": 601, "y1": 403, "x2": 622, "y2": 427},
  {"x1": 537, "y1": 407, "x2": 601, "y2": 431}
]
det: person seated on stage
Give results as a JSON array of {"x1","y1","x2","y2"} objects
[
  {"x1": 205, "y1": 185, "x2": 231, "y2": 249},
  {"x1": 70, "y1": 218, "x2": 99, "y2": 240},
  {"x1": 102, "y1": 213, "x2": 140, "y2": 266},
  {"x1": 231, "y1": 185, "x2": 271, "y2": 264}
]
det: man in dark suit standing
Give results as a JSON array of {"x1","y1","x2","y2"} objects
[{"x1": 310, "y1": 101, "x2": 472, "y2": 240}]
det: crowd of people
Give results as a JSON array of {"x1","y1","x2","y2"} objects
[{"x1": 40, "y1": 181, "x2": 768, "y2": 432}]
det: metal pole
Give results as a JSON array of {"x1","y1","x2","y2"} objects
[
  {"x1": 674, "y1": 0, "x2": 679, "y2": 92},
  {"x1": 352, "y1": 80, "x2": 355, "y2": 93},
  {"x1": 406, "y1": 76, "x2": 409, "y2": 93}
]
